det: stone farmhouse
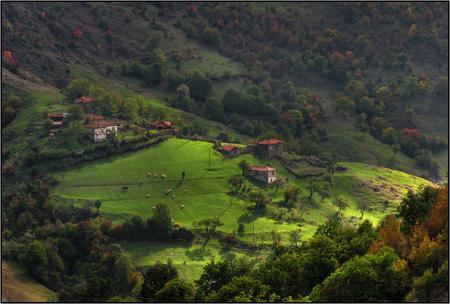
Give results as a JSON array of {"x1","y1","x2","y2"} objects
[
  {"x1": 256, "y1": 138, "x2": 283, "y2": 158},
  {"x1": 246, "y1": 165, "x2": 277, "y2": 184}
]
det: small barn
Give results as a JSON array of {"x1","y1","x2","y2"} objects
[
  {"x1": 246, "y1": 165, "x2": 277, "y2": 184},
  {"x1": 256, "y1": 138, "x2": 283, "y2": 158},
  {"x1": 75, "y1": 96, "x2": 96, "y2": 104},
  {"x1": 219, "y1": 145, "x2": 241, "y2": 157},
  {"x1": 47, "y1": 113, "x2": 68, "y2": 128}
]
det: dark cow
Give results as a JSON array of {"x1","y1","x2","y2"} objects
[{"x1": 122, "y1": 186, "x2": 129, "y2": 192}]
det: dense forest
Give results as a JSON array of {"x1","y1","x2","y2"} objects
[{"x1": 1, "y1": 2, "x2": 448, "y2": 302}]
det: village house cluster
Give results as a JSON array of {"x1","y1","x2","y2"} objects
[
  {"x1": 215, "y1": 137, "x2": 283, "y2": 184},
  {"x1": 48, "y1": 96, "x2": 180, "y2": 143}
]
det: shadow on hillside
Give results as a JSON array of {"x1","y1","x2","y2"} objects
[
  {"x1": 185, "y1": 247, "x2": 212, "y2": 261},
  {"x1": 237, "y1": 209, "x2": 266, "y2": 224}
]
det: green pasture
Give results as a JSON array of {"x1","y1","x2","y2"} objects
[{"x1": 53, "y1": 138, "x2": 432, "y2": 238}]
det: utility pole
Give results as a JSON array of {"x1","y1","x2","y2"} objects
[{"x1": 208, "y1": 146, "x2": 211, "y2": 171}]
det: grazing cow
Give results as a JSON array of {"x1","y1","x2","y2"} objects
[
  {"x1": 146, "y1": 194, "x2": 150, "y2": 198},
  {"x1": 161, "y1": 174, "x2": 166, "y2": 179},
  {"x1": 154, "y1": 174, "x2": 157, "y2": 177},
  {"x1": 147, "y1": 172, "x2": 151, "y2": 177},
  {"x1": 180, "y1": 204, "x2": 185, "y2": 209},
  {"x1": 122, "y1": 186, "x2": 129, "y2": 192},
  {"x1": 165, "y1": 188, "x2": 173, "y2": 195},
  {"x1": 152, "y1": 206, "x2": 156, "y2": 209},
  {"x1": 172, "y1": 194, "x2": 176, "y2": 198}
]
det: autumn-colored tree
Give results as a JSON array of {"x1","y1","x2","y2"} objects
[
  {"x1": 370, "y1": 214, "x2": 407, "y2": 255},
  {"x1": 423, "y1": 185, "x2": 448, "y2": 237}
]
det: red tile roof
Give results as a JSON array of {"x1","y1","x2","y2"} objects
[
  {"x1": 85, "y1": 121, "x2": 117, "y2": 129},
  {"x1": 258, "y1": 138, "x2": 283, "y2": 145},
  {"x1": 249, "y1": 165, "x2": 276, "y2": 172},
  {"x1": 86, "y1": 113, "x2": 104, "y2": 121},
  {"x1": 221, "y1": 145, "x2": 237, "y2": 152},
  {"x1": 150, "y1": 121, "x2": 172, "y2": 129},
  {"x1": 75, "y1": 96, "x2": 96, "y2": 104},
  {"x1": 48, "y1": 113, "x2": 65, "y2": 119}
]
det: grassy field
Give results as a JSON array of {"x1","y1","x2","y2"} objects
[
  {"x1": 53, "y1": 137, "x2": 433, "y2": 280},
  {"x1": 119, "y1": 240, "x2": 265, "y2": 282},
  {"x1": 53, "y1": 138, "x2": 432, "y2": 233},
  {"x1": 1, "y1": 261, "x2": 56, "y2": 302}
]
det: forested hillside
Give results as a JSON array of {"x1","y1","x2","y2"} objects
[
  {"x1": 2, "y1": 2, "x2": 448, "y2": 179},
  {"x1": 1, "y1": 2, "x2": 448, "y2": 303}
]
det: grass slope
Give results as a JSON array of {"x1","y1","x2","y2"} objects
[
  {"x1": 53, "y1": 138, "x2": 433, "y2": 280},
  {"x1": 1, "y1": 261, "x2": 56, "y2": 302}
]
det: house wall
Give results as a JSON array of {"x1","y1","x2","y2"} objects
[
  {"x1": 246, "y1": 170, "x2": 277, "y2": 184},
  {"x1": 257, "y1": 143, "x2": 283, "y2": 158},
  {"x1": 88, "y1": 126, "x2": 118, "y2": 142}
]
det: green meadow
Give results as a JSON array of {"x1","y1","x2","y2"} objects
[{"x1": 53, "y1": 138, "x2": 432, "y2": 280}]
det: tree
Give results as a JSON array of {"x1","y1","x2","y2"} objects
[
  {"x1": 382, "y1": 127, "x2": 397, "y2": 145},
  {"x1": 147, "y1": 203, "x2": 173, "y2": 240},
  {"x1": 289, "y1": 229, "x2": 301, "y2": 247},
  {"x1": 112, "y1": 253, "x2": 141, "y2": 295},
  {"x1": 336, "y1": 96, "x2": 355, "y2": 114},
  {"x1": 145, "y1": 37, "x2": 160, "y2": 54},
  {"x1": 196, "y1": 258, "x2": 254, "y2": 298},
  {"x1": 201, "y1": 27, "x2": 221, "y2": 46},
  {"x1": 271, "y1": 230, "x2": 282, "y2": 247},
  {"x1": 376, "y1": 86, "x2": 393, "y2": 104},
  {"x1": 204, "y1": 97, "x2": 224, "y2": 121},
  {"x1": 334, "y1": 196, "x2": 349, "y2": 215},
  {"x1": 397, "y1": 185, "x2": 439, "y2": 233},
  {"x1": 356, "y1": 113, "x2": 369, "y2": 136},
  {"x1": 283, "y1": 186, "x2": 299, "y2": 203},
  {"x1": 345, "y1": 80, "x2": 368, "y2": 101},
  {"x1": 187, "y1": 71, "x2": 212, "y2": 100},
  {"x1": 433, "y1": 76, "x2": 449, "y2": 98},
  {"x1": 273, "y1": 179, "x2": 285, "y2": 193},
  {"x1": 370, "y1": 214, "x2": 407, "y2": 255},
  {"x1": 194, "y1": 217, "x2": 223, "y2": 248},
  {"x1": 94, "y1": 200, "x2": 102, "y2": 215},
  {"x1": 66, "y1": 104, "x2": 85, "y2": 123},
  {"x1": 209, "y1": 276, "x2": 275, "y2": 302},
  {"x1": 238, "y1": 160, "x2": 250, "y2": 175},
  {"x1": 228, "y1": 175, "x2": 244, "y2": 194},
  {"x1": 310, "y1": 248, "x2": 409, "y2": 302},
  {"x1": 64, "y1": 121, "x2": 85, "y2": 143},
  {"x1": 358, "y1": 200, "x2": 369, "y2": 219},
  {"x1": 155, "y1": 278, "x2": 195, "y2": 302},
  {"x1": 65, "y1": 78, "x2": 91, "y2": 100},
  {"x1": 406, "y1": 261, "x2": 448, "y2": 302},
  {"x1": 392, "y1": 144, "x2": 401, "y2": 161},
  {"x1": 249, "y1": 190, "x2": 271, "y2": 209},
  {"x1": 306, "y1": 178, "x2": 326, "y2": 202},
  {"x1": 140, "y1": 260, "x2": 178, "y2": 301}
]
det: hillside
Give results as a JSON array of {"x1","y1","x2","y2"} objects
[
  {"x1": 52, "y1": 138, "x2": 433, "y2": 279},
  {"x1": 2, "y1": 261, "x2": 56, "y2": 302},
  {"x1": 2, "y1": 2, "x2": 448, "y2": 179},
  {"x1": 1, "y1": 2, "x2": 448, "y2": 302}
]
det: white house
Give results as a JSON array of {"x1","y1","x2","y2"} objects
[{"x1": 85, "y1": 121, "x2": 118, "y2": 142}]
